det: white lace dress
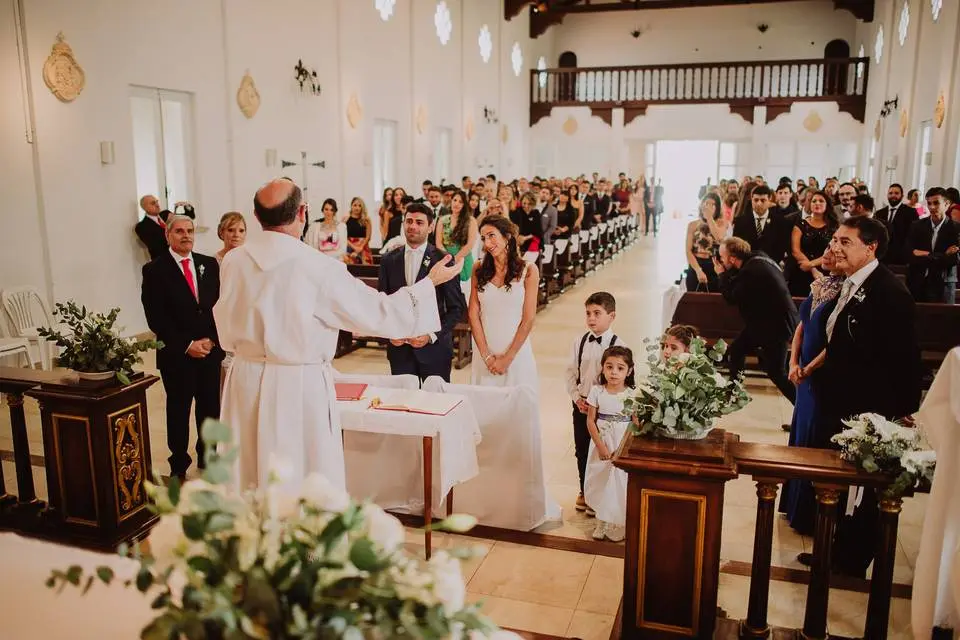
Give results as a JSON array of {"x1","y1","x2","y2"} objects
[
  {"x1": 470, "y1": 263, "x2": 538, "y2": 393},
  {"x1": 583, "y1": 385, "x2": 630, "y2": 527}
]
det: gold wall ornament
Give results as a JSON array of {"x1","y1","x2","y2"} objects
[
  {"x1": 43, "y1": 32, "x2": 85, "y2": 103},
  {"x1": 465, "y1": 115, "x2": 475, "y2": 141},
  {"x1": 346, "y1": 93, "x2": 363, "y2": 129},
  {"x1": 562, "y1": 116, "x2": 578, "y2": 136},
  {"x1": 934, "y1": 92, "x2": 946, "y2": 128},
  {"x1": 415, "y1": 104, "x2": 428, "y2": 135},
  {"x1": 900, "y1": 108, "x2": 909, "y2": 138},
  {"x1": 501, "y1": 124, "x2": 509, "y2": 143},
  {"x1": 802, "y1": 110, "x2": 823, "y2": 133},
  {"x1": 874, "y1": 118, "x2": 882, "y2": 141},
  {"x1": 112, "y1": 411, "x2": 145, "y2": 516},
  {"x1": 236, "y1": 71, "x2": 260, "y2": 119}
]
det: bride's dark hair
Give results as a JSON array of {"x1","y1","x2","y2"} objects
[{"x1": 475, "y1": 214, "x2": 525, "y2": 292}]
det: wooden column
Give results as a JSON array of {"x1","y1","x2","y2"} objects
[
  {"x1": 614, "y1": 429, "x2": 739, "y2": 639},
  {"x1": 741, "y1": 479, "x2": 780, "y2": 639},
  {"x1": 864, "y1": 495, "x2": 903, "y2": 640},
  {"x1": 802, "y1": 484, "x2": 842, "y2": 640},
  {"x1": 6, "y1": 392, "x2": 42, "y2": 512}
]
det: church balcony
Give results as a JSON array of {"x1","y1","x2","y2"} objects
[{"x1": 529, "y1": 56, "x2": 870, "y2": 126}]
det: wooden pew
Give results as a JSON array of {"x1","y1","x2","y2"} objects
[{"x1": 347, "y1": 263, "x2": 380, "y2": 279}]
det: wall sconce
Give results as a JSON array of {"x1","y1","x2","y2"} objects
[
  {"x1": 482, "y1": 106, "x2": 499, "y2": 124},
  {"x1": 757, "y1": 23, "x2": 770, "y2": 34},
  {"x1": 880, "y1": 95, "x2": 900, "y2": 118},
  {"x1": 99, "y1": 141, "x2": 114, "y2": 165},
  {"x1": 265, "y1": 148, "x2": 277, "y2": 168}
]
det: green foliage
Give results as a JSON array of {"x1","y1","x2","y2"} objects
[{"x1": 36, "y1": 300, "x2": 162, "y2": 384}]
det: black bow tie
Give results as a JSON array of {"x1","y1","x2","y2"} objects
[{"x1": 588, "y1": 335, "x2": 602, "y2": 344}]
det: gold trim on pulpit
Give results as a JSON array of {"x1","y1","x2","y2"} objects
[
  {"x1": 637, "y1": 488, "x2": 706, "y2": 635},
  {"x1": 51, "y1": 413, "x2": 99, "y2": 526},
  {"x1": 107, "y1": 404, "x2": 147, "y2": 522}
]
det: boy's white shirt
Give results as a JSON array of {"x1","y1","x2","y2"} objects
[{"x1": 564, "y1": 327, "x2": 627, "y2": 402}]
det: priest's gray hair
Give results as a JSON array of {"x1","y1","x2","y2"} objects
[{"x1": 165, "y1": 214, "x2": 195, "y2": 231}]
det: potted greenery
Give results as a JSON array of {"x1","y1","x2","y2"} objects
[
  {"x1": 624, "y1": 337, "x2": 750, "y2": 440},
  {"x1": 37, "y1": 300, "x2": 161, "y2": 385}
]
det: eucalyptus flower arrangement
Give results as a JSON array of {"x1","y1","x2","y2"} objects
[
  {"x1": 623, "y1": 337, "x2": 750, "y2": 440},
  {"x1": 831, "y1": 413, "x2": 936, "y2": 498},
  {"x1": 37, "y1": 300, "x2": 161, "y2": 384},
  {"x1": 46, "y1": 420, "x2": 507, "y2": 640}
]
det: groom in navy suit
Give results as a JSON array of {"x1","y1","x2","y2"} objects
[{"x1": 378, "y1": 202, "x2": 466, "y2": 382}]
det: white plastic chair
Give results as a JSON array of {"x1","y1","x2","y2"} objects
[
  {"x1": 1, "y1": 287, "x2": 54, "y2": 370},
  {"x1": 0, "y1": 320, "x2": 34, "y2": 368}
]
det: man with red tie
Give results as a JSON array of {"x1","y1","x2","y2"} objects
[{"x1": 141, "y1": 214, "x2": 223, "y2": 482}]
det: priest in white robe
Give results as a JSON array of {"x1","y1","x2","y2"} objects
[{"x1": 214, "y1": 178, "x2": 462, "y2": 491}]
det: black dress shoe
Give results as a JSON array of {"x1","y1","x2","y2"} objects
[
  {"x1": 781, "y1": 423, "x2": 791, "y2": 432},
  {"x1": 797, "y1": 552, "x2": 812, "y2": 566}
]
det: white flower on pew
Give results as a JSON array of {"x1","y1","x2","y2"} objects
[
  {"x1": 361, "y1": 502, "x2": 405, "y2": 553},
  {"x1": 300, "y1": 472, "x2": 351, "y2": 513}
]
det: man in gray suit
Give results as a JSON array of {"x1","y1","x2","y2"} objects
[{"x1": 537, "y1": 185, "x2": 558, "y2": 244}]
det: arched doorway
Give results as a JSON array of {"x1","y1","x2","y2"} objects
[
  {"x1": 823, "y1": 39, "x2": 850, "y2": 95},
  {"x1": 558, "y1": 51, "x2": 577, "y2": 101}
]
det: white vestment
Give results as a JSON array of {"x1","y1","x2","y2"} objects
[
  {"x1": 913, "y1": 347, "x2": 960, "y2": 638},
  {"x1": 213, "y1": 231, "x2": 440, "y2": 491}
]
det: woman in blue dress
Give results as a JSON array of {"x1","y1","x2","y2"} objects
[{"x1": 778, "y1": 246, "x2": 845, "y2": 535}]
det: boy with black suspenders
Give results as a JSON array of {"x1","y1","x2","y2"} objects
[{"x1": 564, "y1": 292, "x2": 625, "y2": 515}]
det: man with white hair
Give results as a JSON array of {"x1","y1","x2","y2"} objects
[{"x1": 214, "y1": 178, "x2": 462, "y2": 490}]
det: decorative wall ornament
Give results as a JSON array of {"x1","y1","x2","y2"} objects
[
  {"x1": 416, "y1": 104, "x2": 428, "y2": 135},
  {"x1": 511, "y1": 42, "x2": 523, "y2": 77},
  {"x1": 346, "y1": 93, "x2": 363, "y2": 129},
  {"x1": 875, "y1": 25, "x2": 884, "y2": 62},
  {"x1": 376, "y1": 0, "x2": 396, "y2": 21},
  {"x1": 803, "y1": 110, "x2": 823, "y2": 133},
  {"x1": 501, "y1": 124, "x2": 509, "y2": 144},
  {"x1": 294, "y1": 59, "x2": 321, "y2": 96},
  {"x1": 562, "y1": 116, "x2": 578, "y2": 136},
  {"x1": 43, "y1": 32, "x2": 85, "y2": 102},
  {"x1": 932, "y1": 0, "x2": 943, "y2": 22},
  {"x1": 478, "y1": 25, "x2": 492, "y2": 63},
  {"x1": 934, "y1": 92, "x2": 946, "y2": 128},
  {"x1": 899, "y1": 108, "x2": 909, "y2": 138},
  {"x1": 857, "y1": 44, "x2": 865, "y2": 79},
  {"x1": 465, "y1": 116, "x2": 474, "y2": 141},
  {"x1": 898, "y1": 1, "x2": 910, "y2": 47},
  {"x1": 434, "y1": 1, "x2": 452, "y2": 45},
  {"x1": 112, "y1": 411, "x2": 146, "y2": 515},
  {"x1": 236, "y1": 71, "x2": 260, "y2": 119},
  {"x1": 874, "y1": 119, "x2": 882, "y2": 141}
]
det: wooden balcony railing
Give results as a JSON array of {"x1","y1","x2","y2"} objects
[{"x1": 530, "y1": 57, "x2": 869, "y2": 126}]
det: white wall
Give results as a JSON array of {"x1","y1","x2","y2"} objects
[
  {"x1": 549, "y1": 1, "x2": 858, "y2": 68},
  {"x1": 0, "y1": 0, "x2": 552, "y2": 334}
]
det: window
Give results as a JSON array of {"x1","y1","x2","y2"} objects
[
  {"x1": 511, "y1": 42, "x2": 523, "y2": 77},
  {"x1": 898, "y1": 1, "x2": 909, "y2": 47},
  {"x1": 375, "y1": 0, "x2": 395, "y2": 21},
  {"x1": 914, "y1": 121, "x2": 933, "y2": 194},
  {"x1": 718, "y1": 142, "x2": 739, "y2": 180},
  {"x1": 372, "y1": 119, "x2": 397, "y2": 207},
  {"x1": 434, "y1": 2, "x2": 452, "y2": 45},
  {"x1": 644, "y1": 144, "x2": 656, "y2": 181},
  {"x1": 537, "y1": 56, "x2": 547, "y2": 89},
  {"x1": 478, "y1": 25, "x2": 492, "y2": 63},
  {"x1": 130, "y1": 86, "x2": 196, "y2": 219},
  {"x1": 932, "y1": 0, "x2": 943, "y2": 22},
  {"x1": 433, "y1": 127, "x2": 451, "y2": 184},
  {"x1": 875, "y1": 26, "x2": 885, "y2": 62},
  {"x1": 857, "y1": 45, "x2": 865, "y2": 79}
]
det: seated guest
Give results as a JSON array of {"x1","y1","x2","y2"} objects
[
  {"x1": 733, "y1": 184, "x2": 791, "y2": 264},
  {"x1": 215, "y1": 212, "x2": 247, "y2": 264},
  {"x1": 134, "y1": 194, "x2": 168, "y2": 261},
  {"x1": 378, "y1": 203, "x2": 466, "y2": 382},
  {"x1": 435, "y1": 190, "x2": 478, "y2": 288},
  {"x1": 554, "y1": 191, "x2": 577, "y2": 239},
  {"x1": 304, "y1": 198, "x2": 348, "y2": 260},
  {"x1": 785, "y1": 191, "x2": 838, "y2": 297},
  {"x1": 906, "y1": 187, "x2": 959, "y2": 304},
  {"x1": 684, "y1": 193, "x2": 727, "y2": 292},
  {"x1": 344, "y1": 197, "x2": 374, "y2": 265},
  {"x1": 715, "y1": 237, "x2": 799, "y2": 405}
]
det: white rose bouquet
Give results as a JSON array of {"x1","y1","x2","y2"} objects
[
  {"x1": 623, "y1": 337, "x2": 750, "y2": 440},
  {"x1": 46, "y1": 420, "x2": 501, "y2": 640},
  {"x1": 831, "y1": 412, "x2": 936, "y2": 498}
]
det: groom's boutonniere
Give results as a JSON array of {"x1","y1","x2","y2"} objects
[
  {"x1": 852, "y1": 289, "x2": 866, "y2": 303},
  {"x1": 198, "y1": 264, "x2": 206, "y2": 279},
  {"x1": 422, "y1": 257, "x2": 430, "y2": 269}
]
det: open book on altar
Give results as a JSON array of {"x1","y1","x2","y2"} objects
[
  {"x1": 335, "y1": 383, "x2": 368, "y2": 401},
  {"x1": 370, "y1": 390, "x2": 462, "y2": 416}
]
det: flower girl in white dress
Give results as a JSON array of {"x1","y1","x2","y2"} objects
[{"x1": 584, "y1": 346, "x2": 636, "y2": 542}]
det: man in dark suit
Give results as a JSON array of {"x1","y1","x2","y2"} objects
[
  {"x1": 134, "y1": 194, "x2": 169, "y2": 261},
  {"x1": 906, "y1": 187, "x2": 960, "y2": 303},
  {"x1": 732, "y1": 184, "x2": 791, "y2": 264},
  {"x1": 875, "y1": 183, "x2": 919, "y2": 265},
  {"x1": 378, "y1": 203, "x2": 466, "y2": 382},
  {"x1": 141, "y1": 215, "x2": 224, "y2": 481},
  {"x1": 715, "y1": 236, "x2": 799, "y2": 404},
  {"x1": 807, "y1": 216, "x2": 922, "y2": 577}
]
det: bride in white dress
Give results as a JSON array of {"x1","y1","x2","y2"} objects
[{"x1": 468, "y1": 214, "x2": 540, "y2": 390}]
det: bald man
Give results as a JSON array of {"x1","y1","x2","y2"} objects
[
  {"x1": 134, "y1": 194, "x2": 169, "y2": 261},
  {"x1": 214, "y1": 178, "x2": 462, "y2": 491}
]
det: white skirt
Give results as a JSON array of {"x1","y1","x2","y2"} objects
[{"x1": 583, "y1": 419, "x2": 628, "y2": 526}]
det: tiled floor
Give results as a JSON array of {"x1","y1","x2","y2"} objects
[{"x1": 0, "y1": 217, "x2": 925, "y2": 638}]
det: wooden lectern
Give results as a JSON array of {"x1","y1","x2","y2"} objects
[
  {"x1": 25, "y1": 374, "x2": 159, "y2": 551},
  {"x1": 613, "y1": 429, "x2": 739, "y2": 639}
]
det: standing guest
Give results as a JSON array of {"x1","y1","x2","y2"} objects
[
  {"x1": 785, "y1": 191, "x2": 838, "y2": 296},
  {"x1": 780, "y1": 247, "x2": 846, "y2": 535},
  {"x1": 772, "y1": 183, "x2": 800, "y2": 221},
  {"x1": 379, "y1": 203, "x2": 466, "y2": 382},
  {"x1": 906, "y1": 188, "x2": 928, "y2": 218},
  {"x1": 564, "y1": 292, "x2": 623, "y2": 517},
  {"x1": 715, "y1": 237, "x2": 799, "y2": 404},
  {"x1": 906, "y1": 187, "x2": 959, "y2": 304},
  {"x1": 304, "y1": 199, "x2": 348, "y2": 260},
  {"x1": 215, "y1": 212, "x2": 247, "y2": 264},
  {"x1": 949, "y1": 203, "x2": 960, "y2": 224},
  {"x1": 554, "y1": 191, "x2": 576, "y2": 239},
  {"x1": 569, "y1": 184, "x2": 584, "y2": 230},
  {"x1": 435, "y1": 190, "x2": 479, "y2": 289},
  {"x1": 685, "y1": 193, "x2": 727, "y2": 292},
  {"x1": 537, "y1": 186, "x2": 559, "y2": 244},
  {"x1": 850, "y1": 193, "x2": 875, "y2": 218},
  {"x1": 141, "y1": 215, "x2": 224, "y2": 482},
  {"x1": 809, "y1": 216, "x2": 922, "y2": 578},
  {"x1": 383, "y1": 188, "x2": 407, "y2": 243},
  {"x1": 469, "y1": 215, "x2": 540, "y2": 389},
  {"x1": 416, "y1": 179, "x2": 433, "y2": 204},
  {"x1": 215, "y1": 179, "x2": 461, "y2": 491},
  {"x1": 344, "y1": 197, "x2": 374, "y2": 265},
  {"x1": 875, "y1": 183, "x2": 919, "y2": 264},
  {"x1": 134, "y1": 194, "x2": 169, "y2": 261},
  {"x1": 515, "y1": 193, "x2": 544, "y2": 253},
  {"x1": 424, "y1": 186, "x2": 447, "y2": 220},
  {"x1": 467, "y1": 191, "x2": 482, "y2": 218},
  {"x1": 732, "y1": 184, "x2": 791, "y2": 264},
  {"x1": 835, "y1": 182, "x2": 857, "y2": 220}
]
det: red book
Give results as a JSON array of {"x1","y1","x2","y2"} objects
[{"x1": 335, "y1": 383, "x2": 367, "y2": 401}]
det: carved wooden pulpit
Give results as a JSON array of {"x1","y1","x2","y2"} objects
[
  {"x1": 613, "y1": 429, "x2": 739, "y2": 639},
  {"x1": 26, "y1": 374, "x2": 159, "y2": 551}
]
